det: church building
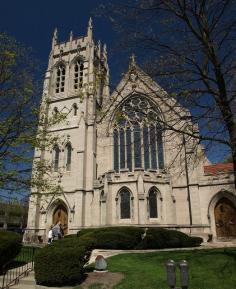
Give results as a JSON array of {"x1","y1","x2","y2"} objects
[{"x1": 26, "y1": 20, "x2": 236, "y2": 242}]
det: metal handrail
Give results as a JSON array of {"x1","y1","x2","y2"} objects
[{"x1": 1, "y1": 247, "x2": 35, "y2": 289}]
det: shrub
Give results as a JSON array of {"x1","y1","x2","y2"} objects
[
  {"x1": 0, "y1": 231, "x2": 22, "y2": 271},
  {"x1": 135, "y1": 228, "x2": 203, "y2": 249},
  {"x1": 34, "y1": 244, "x2": 87, "y2": 286},
  {"x1": 77, "y1": 227, "x2": 144, "y2": 249},
  {"x1": 189, "y1": 236, "x2": 203, "y2": 247}
]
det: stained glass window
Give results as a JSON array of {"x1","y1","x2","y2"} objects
[
  {"x1": 149, "y1": 189, "x2": 158, "y2": 218},
  {"x1": 66, "y1": 143, "x2": 72, "y2": 171},
  {"x1": 113, "y1": 95, "x2": 164, "y2": 171},
  {"x1": 120, "y1": 189, "x2": 131, "y2": 219},
  {"x1": 126, "y1": 127, "x2": 132, "y2": 171},
  {"x1": 134, "y1": 124, "x2": 142, "y2": 168},
  {"x1": 53, "y1": 145, "x2": 60, "y2": 172},
  {"x1": 143, "y1": 126, "x2": 150, "y2": 170},
  {"x1": 114, "y1": 129, "x2": 119, "y2": 172},
  {"x1": 120, "y1": 128, "x2": 125, "y2": 169}
]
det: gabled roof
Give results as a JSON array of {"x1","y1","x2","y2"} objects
[
  {"x1": 106, "y1": 55, "x2": 191, "y2": 123},
  {"x1": 110, "y1": 54, "x2": 168, "y2": 101},
  {"x1": 204, "y1": 163, "x2": 234, "y2": 175}
]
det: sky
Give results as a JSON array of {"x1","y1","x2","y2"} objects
[
  {"x1": 0, "y1": 0, "x2": 126, "y2": 83},
  {"x1": 0, "y1": 0, "x2": 229, "y2": 164}
]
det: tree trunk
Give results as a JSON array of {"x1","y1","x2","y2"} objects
[{"x1": 231, "y1": 135, "x2": 236, "y2": 189}]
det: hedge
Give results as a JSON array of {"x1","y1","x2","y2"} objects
[
  {"x1": 0, "y1": 231, "x2": 22, "y2": 271},
  {"x1": 135, "y1": 228, "x2": 203, "y2": 249},
  {"x1": 34, "y1": 244, "x2": 88, "y2": 286}
]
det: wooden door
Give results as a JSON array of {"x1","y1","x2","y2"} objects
[
  {"x1": 53, "y1": 204, "x2": 68, "y2": 235},
  {"x1": 214, "y1": 198, "x2": 236, "y2": 238}
]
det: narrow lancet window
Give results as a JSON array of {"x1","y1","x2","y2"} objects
[
  {"x1": 53, "y1": 145, "x2": 60, "y2": 172},
  {"x1": 120, "y1": 128, "x2": 125, "y2": 169},
  {"x1": 73, "y1": 103, "x2": 78, "y2": 116},
  {"x1": 157, "y1": 125, "x2": 164, "y2": 169},
  {"x1": 114, "y1": 129, "x2": 119, "y2": 172},
  {"x1": 113, "y1": 95, "x2": 164, "y2": 172},
  {"x1": 120, "y1": 189, "x2": 131, "y2": 219},
  {"x1": 150, "y1": 125, "x2": 157, "y2": 169},
  {"x1": 134, "y1": 124, "x2": 142, "y2": 168},
  {"x1": 126, "y1": 127, "x2": 132, "y2": 171},
  {"x1": 143, "y1": 125, "x2": 150, "y2": 170},
  {"x1": 66, "y1": 143, "x2": 72, "y2": 171},
  {"x1": 149, "y1": 189, "x2": 158, "y2": 218}
]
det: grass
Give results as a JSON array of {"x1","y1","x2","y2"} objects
[{"x1": 75, "y1": 248, "x2": 236, "y2": 289}]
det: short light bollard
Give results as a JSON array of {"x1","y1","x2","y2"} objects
[
  {"x1": 166, "y1": 260, "x2": 176, "y2": 289},
  {"x1": 179, "y1": 260, "x2": 189, "y2": 289},
  {"x1": 165, "y1": 260, "x2": 189, "y2": 289}
]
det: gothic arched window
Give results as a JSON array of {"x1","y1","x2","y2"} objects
[
  {"x1": 120, "y1": 189, "x2": 131, "y2": 219},
  {"x1": 74, "y1": 60, "x2": 84, "y2": 90},
  {"x1": 65, "y1": 143, "x2": 72, "y2": 171},
  {"x1": 72, "y1": 103, "x2": 78, "y2": 116},
  {"x1": 148, "y1": 188, "x2": 158, "y2": 218},
  {"x1": 53, "y1": 107, "x2": 59, "y2": 117},
  {"x1": 53, "y1": 145, "x2": 60, "y2": 172},
  {"x1": 55, "y1": 64, "x2": 66, "y2": 93},
  {"x1": 113, "y1": 95, "x2": 164, "y2": 172}
]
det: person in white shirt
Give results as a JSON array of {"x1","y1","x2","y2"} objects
[{"x1": 48, "y1": 226, "x2": 53, "y2": 244}]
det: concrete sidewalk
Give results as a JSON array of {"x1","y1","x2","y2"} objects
[{"x1": 88, "y1": 240, "x2": 236, "y2": 264}]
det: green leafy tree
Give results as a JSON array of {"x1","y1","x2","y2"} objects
[{"x1": 0, "y1": 33, "x2": 64, "y2": 198}]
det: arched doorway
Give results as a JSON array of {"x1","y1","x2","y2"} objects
[
  {"x1": 53, "y1": 204, "x2": 68, "y2": 235},
  {"x1": 214, "y1": 197, "x2": 236, "y2": 238}
]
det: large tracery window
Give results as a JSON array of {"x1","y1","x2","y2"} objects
[
  {"x1": 74, "y1": 60, "x2": 84, "y2": 90},
  {"x1": 56, "y1": 65, "x2": 65, "y2": 93},
  {"x1": 113, "y1": 95, "x2": 164, "y2": 172}
]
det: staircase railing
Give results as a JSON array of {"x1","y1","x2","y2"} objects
[{"x1": 1, "y1": 246, "x2": 36, "y2": 289}]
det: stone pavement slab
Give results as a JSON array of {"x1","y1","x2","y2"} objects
[{"x1": 87, "y1": 241, "x2": 236, "y2": 264}]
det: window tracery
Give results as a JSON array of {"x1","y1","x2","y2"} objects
[
  {"x1": 55, "y1": 65, "x2": 65, "y2": 93},
  {"x1": 74, "y1": 60, "x2": 84, "y2": 90},
  {"x1": 113, "y1": 95, "x2": 164, "y2": 172}
]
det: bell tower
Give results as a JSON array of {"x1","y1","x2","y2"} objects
[{"x1": 26, "y1": 19, "x2": 110, "y2": 239}]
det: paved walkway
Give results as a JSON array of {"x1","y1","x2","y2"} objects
[{"x1": 88, "y1": 240, "x2": 236, "y2": 264}]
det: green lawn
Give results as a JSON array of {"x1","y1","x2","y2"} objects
[{"x1": 76, "y1": 248, "x2": 236, "y2": 289}]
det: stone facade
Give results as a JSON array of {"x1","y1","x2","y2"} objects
[{"x1": 25, "y1": 20, "x2": 236, "y2": 243}]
